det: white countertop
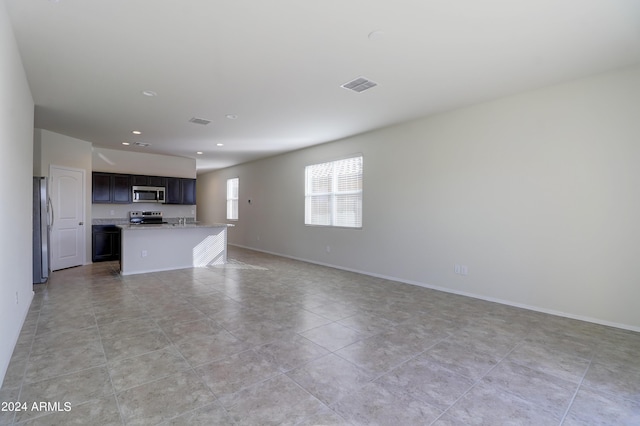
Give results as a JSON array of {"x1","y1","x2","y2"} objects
[{"x1": 117, "y1": 223, "x2": 232, "y2": 230}]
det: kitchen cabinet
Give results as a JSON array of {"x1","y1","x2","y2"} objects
[
  {"x1": 92, "y1": 172, "x2": 193, "y2": 204},
  {"x1": 131, "y1": 175, "x2": 167, "y2": 187},
  {"x1": 181, "y1": 178, "x2": 197, "y2": 205},
  {"x1": 92, "y1": 225, "x2": 121, "y2": 262},
  {"x1": 112, "y1": 174, "x2": 131, "y2": 203},
  {"x1": 92, "y1": 173, "x2": 111, "y2": 203},
  {"x1": 165, "y1": 178, "x2": 196, "y2": 205},
  {"x1": 92, "y1": 172, "x2": 131, "y2": 204}
]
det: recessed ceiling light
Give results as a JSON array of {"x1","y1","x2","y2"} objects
[
  {"x1": 132, "y1": 130, "x2": 141, "y2": 135},
  {"x1": 226, "y1": 114, "x2": 238, "y2": 120},
  {"x1": 216, "y1": 143, "x2": 224, "y2": 147},
  {"x1": 122, "y1": 142, "x2": 130, "y2": 146},
  {"x1": 196, "y1": 151, "x2": 203, "y2": 155},
  {"x1": 141, "y1": 90, "x2": 157, "y2": 97}
]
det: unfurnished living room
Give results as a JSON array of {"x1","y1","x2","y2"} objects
[{"x1": 2, "y1": 1, "x2": 640, "y2": 425}]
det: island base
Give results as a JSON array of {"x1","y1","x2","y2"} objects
[{"x1": 119, "y1": 225, "x2": 227, "y2": 276}]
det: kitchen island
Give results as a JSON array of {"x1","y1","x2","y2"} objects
[{"x1": 117, "y1": 223, "x2": 230, "y2": 275}]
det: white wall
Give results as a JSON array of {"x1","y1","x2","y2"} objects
[
  {"x1": 0, "y1": 1, "x2": 35, "y2": 386},
  {"x1": 198, "y1": 64, "x2": 640, "y2": 331},
  {"x1": 92, "y1": 147, "x2": 196, "y2": 178}
]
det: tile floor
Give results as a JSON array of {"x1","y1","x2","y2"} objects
[{"x1": 1, "y1": 246, "x2": 640, "y2": 425}]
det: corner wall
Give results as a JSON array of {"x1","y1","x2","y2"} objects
[
  {"x1": 35, "y1": 129, "x2": 93, "y2": 263},
  {"x1": 197, "y1": 65, "x2": 640, "y2": 331},
  {"x1": 0, "y1": 1, "x2": 35, "y2": 386}
]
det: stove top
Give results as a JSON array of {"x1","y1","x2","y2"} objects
[{"x1": 129, "y1": 211, "x2": 165, "y2": 224}]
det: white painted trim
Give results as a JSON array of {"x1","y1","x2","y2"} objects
[
  {"x1": 230, "y1": 244, "x2": 640, "y2": 333},
  {"x1": 120, "y1": 266, "x2": 197, "y2": 276}
]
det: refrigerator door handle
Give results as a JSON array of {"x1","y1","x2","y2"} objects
[{"x1": 47, "y1": 197, "x2": 54, "y2": 228}]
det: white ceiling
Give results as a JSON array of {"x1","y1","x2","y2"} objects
[{"x1": 6, "y1": 0, "x2": 640, "y2": 172}]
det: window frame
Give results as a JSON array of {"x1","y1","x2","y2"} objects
[
  {"x1": 304, "y1": 155, "x2": 363, "y2": 229},
  {"x1": 226, "y1": 177, "x2": 239, "y2": 221}
]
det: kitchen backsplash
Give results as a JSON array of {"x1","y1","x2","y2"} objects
[{"x1": 92, "y1": 203, "x2": 196, "y2": 221}]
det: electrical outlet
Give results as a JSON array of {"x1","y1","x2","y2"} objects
[
  {"x1": 454, "y1": 264, "x2": 461, "y2": 274},
  {"x1": 461, "y1": 265, "x2": 468, "y2": 276},
  {"x1": 326, "y1": 245, "x2": 331, "y2": 253},
  {"x1": 141, "y1": 250, "x2": 148, "y2": 257}
]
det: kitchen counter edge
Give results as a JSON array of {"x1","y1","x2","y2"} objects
[{"x1": 117, "y1": 223, "x2": 233, "y2": 230}]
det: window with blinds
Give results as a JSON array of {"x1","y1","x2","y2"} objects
[
  {"x1": 305, "y1": 155, "x2": 363, "y2": 228},
  {"x1": 226, "y1": 177, "x2": 239, "y2": 220}
]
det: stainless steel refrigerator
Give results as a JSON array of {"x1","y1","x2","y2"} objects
[{"x1": 33, "y1": 177, "x2": 50, "y2": 283}]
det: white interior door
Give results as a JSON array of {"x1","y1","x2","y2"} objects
[{"x1": 50, "y1": 165, "x2": 85, "y2": 271}]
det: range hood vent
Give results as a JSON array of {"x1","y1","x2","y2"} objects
[{"x1": 341, "y1": 77, "x2": 377, "y2": 93}]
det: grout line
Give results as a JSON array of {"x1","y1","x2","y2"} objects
[
  {"x1": 144, "y1": 275, "x2": 239, "y2": 424},
  {"x1": 91, "y1": 297, "x2": 126, "y2": 426},
  {"x1": 558, "y1": 356, "x2": 593, "y2": 425},
  {"x1": 431, "y1": 340, "x2": 523, "y2": 425}
]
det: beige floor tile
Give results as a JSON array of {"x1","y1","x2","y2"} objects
[
  {"x1": 286, "y1": 353, "x2": 374, "y2": 406},
  {"x1": 16, "y1": 395, "x2": 122, "y2": 426},
  {"x1": 116, "y1": 370, "x2": 215, "y2": 425},
  {"x1": 375, "y1": 355, "x2": 475, "y2": 411},
  {"x1": 107, "y1": 345, "x2": 191, "y2": 392},
  {"x1": 253, "y1": 333, "x2": 329, "y2": 372},
  {"x1": 582, "y1": 360, "x2": 640, "y2": 403},
  {"x1": 563, "y1": 386, "x2": 640, "y2": 425},
  {"x1": 482, "y1": 360, "x2": 577, "y2": 418},
  {"x1": 507, "y1": 342, "x2": 591, "y2": 383},
  {"x1": 445, "y1": 381, "x2": 560, "y2": 425},
  {"x1": 196, "y1": 349, "x2": 281, "y2": 401},
  {"x1": 23, "y1": 342, "x2": 106, "y2": 384},
  {"x1": 331, "y1": 381, "x2": 442, "y2": 426},
  {"x1": 422, "y1": 339, "x2": 501, "y2": 380},
  {"x1": 300, "y1": 322, "x2": 364, "y2": 352},
  {"x1": 3, "y1": 247, "x2": 640, "y2": 425},
  {"x1": 222, "y1": 374, "x2": 325, "y2": 425},
  {"x1": 173, "y1": 328, "x2": 248, "y2": 367},
  {"x1": 16, "y1": 367, "x2": 113, "y2": 423},
  {"x1": 101, "y1": 329, "x2": 171, "y2": 362},
  {"x1": 162, "y1": 402, "x2": 233, "y2": 425}
]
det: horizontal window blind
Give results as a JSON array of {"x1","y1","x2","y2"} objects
[
  {"x1": 226, "y1": 177, "x2": 239, "y2": 220},
  {"x1": 305, "y1": 156, "x2": 362, "y2": 228}
]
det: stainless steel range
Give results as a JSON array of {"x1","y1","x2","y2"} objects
[{"x1": 129, "y1": 211, "x2": 167, "y2": 225}]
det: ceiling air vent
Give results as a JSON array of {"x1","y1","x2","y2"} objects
[
  {"x1": 189, "y1": 117, "x2": 212, "y2": 125},
  {"x1": 341, "y1": 77, "x2": 377, "y2": 93},
  {"x1": 134, "y1": 142, "x2": 151, "y2": 147}
]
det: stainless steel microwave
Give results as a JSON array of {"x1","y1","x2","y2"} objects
[{"x1": 132, "y1": 186, "x2": 166, "y2": 203}]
